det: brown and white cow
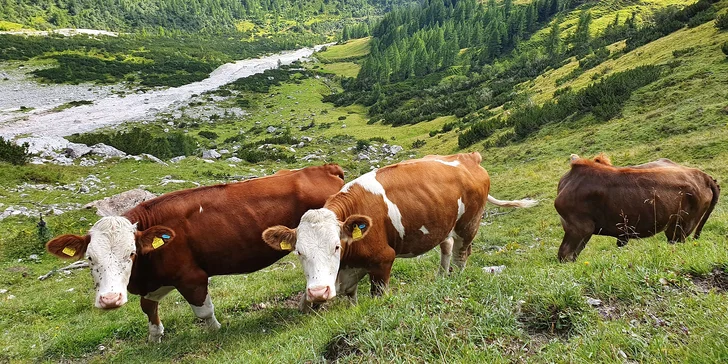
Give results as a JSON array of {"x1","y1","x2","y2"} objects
[
  {"x1": 262, "y1": 152, "x2": 537, "y2": 310},
  {"x1": 45, "y1": 164, "x2": 345, "y2": 342},
  {"x1": 555, "y1": 154, "x2": 720, "y2": 262}
]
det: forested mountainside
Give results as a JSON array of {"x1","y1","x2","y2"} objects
[
  {"x1": 0, "y1": 0, "x2": 410, "y2": 32},
  {"x1": 325, "y1": 0, "x2": 727, "y2": 147}
]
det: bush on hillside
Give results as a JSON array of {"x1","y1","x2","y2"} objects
[
  {"x1": 68, "y1": 127, "x2": 197, "y2": 159},
  {"x1": 716, "y1": 14, "x2": 728, "y2": 30},
  {"x1": 198, "y1": 131, "x2": 219, "y2": 140},
  {"x1": 0, "y1": 138, "x2": 29, "y2": 165},
  {"x1": 722, "y1": 42, "x2": 728, "y2": 57}
]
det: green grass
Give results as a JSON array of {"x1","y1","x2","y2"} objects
[
  {"x1": 316, "y1": 37, "x2": 371, "y2": 63},
  {"x1": 2, "y1": 1, "x2": 728, "y2": 361}
]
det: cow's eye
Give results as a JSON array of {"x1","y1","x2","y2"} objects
[
  {"x1": 87, "y1": 256, "x2": 93, "y2": 262},
  {"x1": 129, "y1": 252, "x2": 136, "y2": 259},
  {"x1": 335, "y1": 245, "x2": 341, "y2": 252}
]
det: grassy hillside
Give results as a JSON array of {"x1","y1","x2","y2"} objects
[{"x1": 1, "y1": 0, "x2": 728, "y2": 362}]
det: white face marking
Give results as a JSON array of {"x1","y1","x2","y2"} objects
[
  {"x1": 433, "y1": 159, "x2": 460, "y2": 167},
  {"x1": 457, "y1": 197, "x2": 465, "y2": 221},
  {"x1": 294, "y1": 208, "x2": 342, "y2": 301},
  {"x1": 419, "y1": 225, "x2": 429, "y2": 235},
  {"x1": 341, "y1": 170, "x2": 405, "y2": 239},
  {"x1": 199, "y1": 205, "x2": 203, "y2": 213},
  {"x1": 86, "y1": 216, "x2": 137, "y2": 308}
]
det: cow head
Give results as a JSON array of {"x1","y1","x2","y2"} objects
[
  {"x1": 46, "y1": 216, "x2": 175, "y2": 309},
  {"x1": 262, "y1": 208, "x2": 371, "y2": 304}
]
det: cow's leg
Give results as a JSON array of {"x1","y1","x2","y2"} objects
[
  {"x1": 451, "y1": 235, "x2": 472, "y2": 271},
  {"x1": 141, "y1": 286, "x2": 174, "y2": 343},
  {"x1": 616, "y1": 238, "x2": 629, "y2": 247},
  {"x1": 336, "y1": 268, "x2": 367, "y2": 304},
  {"x1": 178, "y1": 280, "x2": 221, "y2": 330},
  {"x1": 439, "y1": 237, "x2": 454, "y2": 275},
  {"x1": 369, "y1": 262, "x2": 394, "y2": 297},
  {"x1": 558, "y1": 231, "x2": 592, "y2": 262}
]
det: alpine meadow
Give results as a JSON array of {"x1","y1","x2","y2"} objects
[{"x1": 1, "y1": 0, "x2": 728, "y2": 362}]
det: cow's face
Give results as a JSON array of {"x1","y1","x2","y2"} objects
[
  {"x1": 263, "y1": 208, "x2": 371, "y2": 304},
  {"x1": 46, "y1": 216, "x2": 175, "y2": 309}
]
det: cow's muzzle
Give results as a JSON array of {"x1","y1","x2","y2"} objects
[
  {"x1": 97, "y1": 292, "x2": 125, "y2": 309},
  {"x1": 306, "y1": 286, "x2": 333, "y2": 302}
]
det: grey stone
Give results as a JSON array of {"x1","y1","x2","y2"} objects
[
  {"x1": 202, "y1": 150, "x2": 221, "y2": 159},
  {"x1": 64, "y1": 142, "x2": 92, "y2": 158},
  {"x1": 91, "y1": 143, "x2": 126, "y2": 157},
  {"x1": 266, "y1": 126, "x2": 277, "y2": 133},
  {"x1": 170, "y1": 156, "x2": 186, "y2": 163},
  {"x1": 84, "y1": 189, "x2": 157, "y2": 216}
]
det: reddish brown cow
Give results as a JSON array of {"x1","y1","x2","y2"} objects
[
  {"x1": 262, "y1": 152, "x2": 537, "y2": 310},
  {"x1": 555, "y1": 154, "x2": 720, "y2": 262},
  {"x1": 45, "y1": 164, "x2": 345, "y2": 342}
]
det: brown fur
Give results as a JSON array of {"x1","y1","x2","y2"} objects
[
  {"x1": 326, "y1": 153, "x2": 502, "y2": 296},
  {"x1": 555, "y1": 155, "x2": 720, "y2": 262},
  {"x1": 47, "y1": 164, "x2": 344, "y2": 327}
]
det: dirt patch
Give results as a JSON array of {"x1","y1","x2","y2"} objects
[
  {"x1": 322, "y1": 332, "x2": 362, "y2": 362},
  {"x1": 596, "y1": 303, "x2": 624, "y2": 320},
  {"x1": 692, "y1": 268, "x2": 728, "y2": 293},
  {"x1": 248, "y1": 291, "x2": 305, "y2": 312}
]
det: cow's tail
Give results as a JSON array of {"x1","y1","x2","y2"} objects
[
  {"x1": 487, "y1": 195, "x2": 538, "y2": 208},
  {"x1": 693, "y1": 177, "x2": 720, "y2": 239}
]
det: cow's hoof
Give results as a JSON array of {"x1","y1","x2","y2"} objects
[
  {"x1": 204, "y1": 318, "x2": 222, "y2": 330},
  {"x1": 147, "y1": 322, "x2": 164, "y2": 343}
]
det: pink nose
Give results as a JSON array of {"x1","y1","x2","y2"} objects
[
  {"x1": 307, "y1": 286, "x2": 331, "y2": 302},
  {"x1": 98, "y1": 293, "x2": 124, "y2": 309}
]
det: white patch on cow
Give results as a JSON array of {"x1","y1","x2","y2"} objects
[
  {"x1": 341, "y1": 170, "x2": 405, "y2": 239},
  {"x1": 199, "y1": 205, "x2": 203, "y2": 213},
  {"x1": 190, "y1": 293, "x2": 221, "y2": 329},
  {"x1": 148, "y1": 322, "x2": 164, "y2": 343},
  {"x1": 144, "y1": 286, "x2": 174, "y2": 302},
  {"x1": 457, "y1": 198, "x2": 465, "y2": 222},
  {"x1": 433, "y1": 159, "x2": 460, "y2": 167},
  {"x1": 86, "y1": 216, "x2": 137, "y2": 309},
  {"x1": 419, "y1": 225, "x2": 429, "y2": 235},
  {"x1": 294, "y1": 208, "x2": 342, "y2": 302}
]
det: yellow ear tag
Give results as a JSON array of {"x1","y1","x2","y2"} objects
[
  {"x1": 152, "y1": 237, "x2": 165, "y2": 249},
  {"x1": 352, "y1": 226, "x2": 363, "y2": 240},
  {"x1": 62, "y1": 247, "x2": 76, "y2": 257},
  {"x1": 280, "y1": 241, "x2": 292, "y2": 251}
]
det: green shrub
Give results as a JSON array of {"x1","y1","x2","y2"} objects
[
  {"x1": 411, "y1": 139, "x2": 426, "y2": 148},
  {"x1": 716, "y1": 13, "x2": 728, "y2": 30},
  {"x1": 722, "y1": 42, "x2": 728, "y2": 57},
  {"x1": 236, "y1": 146, "x2": 295, "y2": 164},
  {"x1": 198, "y1": 130, "x2": 219, "y2": 140},
  {"x1": 68, "y1": 127, "x2": 197, "y2": 159},
  {"x1": 0, "y1": 138, "x2": 29, "y2": 165}
]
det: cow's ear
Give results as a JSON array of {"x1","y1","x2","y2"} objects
[
  {"x1": 262, "y1": 226, "x2": 297, "y2": 251},
  {"x1": 136, "y1": 226, "x2": 176, "y2": 255},
  {"x1": 341, "y1": 215, "x2": 372, "y2": 243},
  {"x1": 46, "y1": 234, "x2": 90, "y2": 260}
]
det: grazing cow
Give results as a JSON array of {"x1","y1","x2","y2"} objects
[
  {"x1": 262, "y1": 152, "x2": 537, "y2": 310},
  {"x1": 555, "y1": 154, "x2": 720, "y2": 262},
  {"x1": 45, "y1": 164, "x2": 345, "y2": 342}
]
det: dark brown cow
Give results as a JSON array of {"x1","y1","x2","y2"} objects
[
  {"x1": 262, "y1": 153, "x2": 537, "y2": 310},
  {"x1": 45, "y1": 164, "x2": 345, "y2": 342},
  {"x1": 555, "y1": 154, "x2": 720, "y2": 262}
]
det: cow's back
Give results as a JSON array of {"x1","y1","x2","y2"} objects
[
  {"x1": 126, "y1": 164, "x2": 344, "y2": 277},
  {"x1": 556, "y1": 160, "x2": 714, "y2": 238},
  {"x1": 334, "y1": 153, "x2": 489, "y2": 257}
]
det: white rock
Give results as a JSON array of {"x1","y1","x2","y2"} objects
[
  {"x1": 64, "y1": 142, "x2": 92, "y2": 158},
  {"x1": 0, "y1": 289, "x2": 7, "y2": 294},
  {"x1": 84, "y1": 189, "x2": 156, "y2": 216},
  {"x1": 141, "y1": 154, "x2": 169, "y2": 166},
  {"x1": 91, "y1": 143, "x2": 126, "y2": 157},
  {"x1": 170, "y1": 156, "x2": 186, "y2": 163},
  {"x1": 586, "y1": 297, "x2": 602, "y2": 307},
  {"x1": 14, "y1": 136, "x2": 69, "y2": 154},
  {"x1": 227, "y1": 157, "x2": 243, "y2": 163},
  {"x1": 202, "y1": 150, "x2": 221, "y2": 159},
  {"x1": 266, "y1": 126, "x2": 277, "y2": 133}
]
